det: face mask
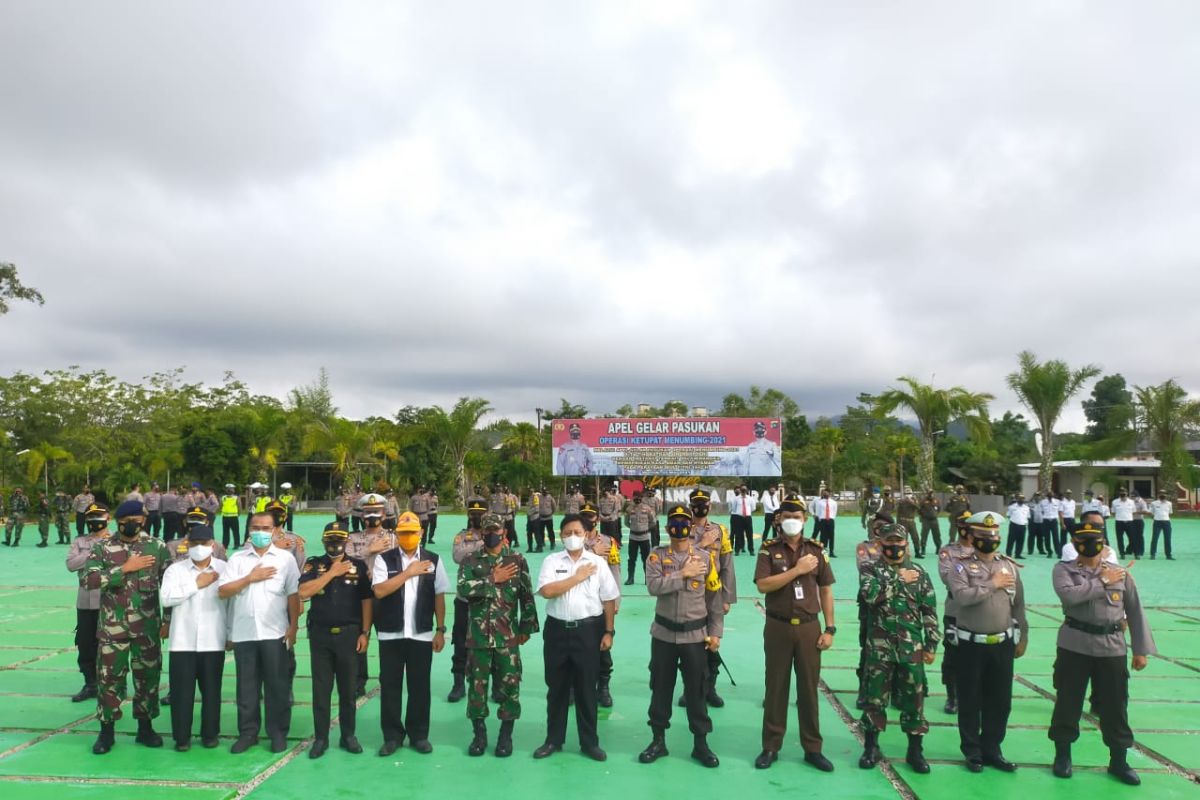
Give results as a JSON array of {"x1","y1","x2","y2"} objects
[
  {"x1": 364, "y1": 514, "x2": 383, "y2": 528},
  {"x1": 324, "y1": 541, "x2": 345, "y2": 557},
  {"x1": 468, "y1": 512, "x2": 484, "y2": 527},
  {"x1": 882, "y1": 544, "x2": 906, "y2": 562},
  {"x1": 780, "y1": 519, "x2": 805, "y2": 537},
  {"x1": 972, "y1": 537, "x2": 1000, "y2": 554},
  {"x1": 86, "y1": 520, "x2": 108, "y2": 533},
  {"x1": 690, "y1": 503, "x2": 709, "y2": 518},
  {"x1": 249, "y1": 531, "x2": 274, "y2": 549},
  {"x1": 483, "y1": 531, "x2": 504, "y2": 549},
  {"x1": 667, "y1": 522, "x2": 691, "y2": 539},
  {"x1": 563, "y1": 535, "x2": 584, "y2": 552},
  {"x1": 581, "y1": 516, "x2": 597, "y2": 532},
  {"x1": 120, "y1": 522, "x2": 141, "y2": 538},
  {"x1": 188, "y1": 545, "x2": 213, "y2": 562},
  {"x1": 398, "y1": 533, "x2": 421, "y2": 552},
  {"x1": 1075, "y1": 538, "x2": 1104, "y2": 558}
]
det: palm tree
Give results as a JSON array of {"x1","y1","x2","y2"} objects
[
  {"x1": 872, "y1": 377, "x2": 994, "y2": 492},
  {"x1": 423, "y1": 397, "x2": 492, "y2": 504},
  {"x1": 23, "y1": 442, "x2": 73, "y2": 490},
  {"x1": 811, "y1": 426, "x2": 845, "y2": 489},
  {"x1": 1134, "y1": 379, "x2": 1200, "y2": 498},
  {"x1": 303, "y1": 418, "x2": 375, "y2": 484},
  {"x1": 1006, "y1": 351, "x2": 1100, "y2": 493}
]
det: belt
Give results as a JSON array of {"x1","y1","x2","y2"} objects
[
  {"x1": 550, "y1": 615, "x2": 603, "y2": 629},
  {"x1": 1065, "y1": 616, "x2": 1123, "y2": 636},
  {"x1": 956, "y1": 626, "x2": 1013, "y2": 645},
  {"x1": 314, "y1": 624, "x2": 359, "y2": 635},
  {"x1": 766, "y1": 610, "x2": 818, "y2": 626},
  {"x1": 654, "y1": 615, "x2": 707, "y2": 633}
]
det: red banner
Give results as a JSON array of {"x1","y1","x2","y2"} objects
[{"x1": 550, "y1": 417, "x2": 782, "y2": 477}]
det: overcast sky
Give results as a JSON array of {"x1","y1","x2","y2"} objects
[{"x1": 2, "y1": 2, "x2": 1197, "y2": 431}]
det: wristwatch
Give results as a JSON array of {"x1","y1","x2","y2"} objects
[
  {"x1": 436, "y1": 626, "x2": 447, "y2": 633},
  {"x1": 824, "y1": 626, "x2": 837, "y2": 635},
  {"x1": 605, "y1": 630, "x2": 616, "y2": 636}
]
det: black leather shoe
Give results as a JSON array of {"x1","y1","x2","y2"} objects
[
  {"x1": 691, "y1": 738, "x2": 719, "y2": 768},
  {"x1": 378, "y1": 740, "x2": 400, "y2": 756},
  {"x1": 639, "y1": 737, "x2": 668, "y2": 764},
  {"x1": 705, "y1": 688, "x2": 725, "y2": 708},
  {"x1": 983, "y1": 753, "x2": 1017, "y2": 772},
  {"x1": 411, "y1": 739, "x2": 432, "y2": 754},
  {"x1": 175, "y1": 741, "x2": 191, "y2": 752},
  {"x1": 92, "y1": 723, "x2": 115, "y2": 755},
  {"x1": 624, "y1": 577, "x2": 634, "y2": 585},
  {"x1": 202, "y1": 738, "x2": 219, "y2": 749},
  {"x1": 270, "y1": 736, "x2": 288, "y2": 753},
  {"x1": 309, "y1": 739, "x2": 328, "y2": 759},
  {"x1": 581, "y1": 745, "x2": 607, "y2": 762},
  {"x1": 135, "y1": 720, "x2": 163, "y2": 748},
  {"x1": 533, "y1": 742, "x2": 561, "y2": 759},
  {"x1": 447, "y1": 679, "x2": 466, "y2": 703},
  {"x1": 231, "y1": 737, "x2": 256, "y2": 754},
  {"x1": 805, "y1": 751, "x2": 835, "y2": 772},
  {"x1": 340, "y1": 736, "x2": 363, "y2": 754},
  {"x1": 71, "y1": 684, "x2": 97, "y2": 703},
  {"x1": 754, "y1": 750, "x2": 778, "y2": 769},
  {"x1": 966, "y1": 758, "x2": 984, "y2": 773},
  {"x1": 1052, "y1": 743, "x2": 1073, "y2": 778},
  {"x1": 943, "y1": 698, "x2": 958, "y2": 714},
  {"x1": 1108, "y1": 763, "x2": 1140, "y2": 785}
]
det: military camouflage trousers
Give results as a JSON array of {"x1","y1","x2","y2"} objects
[
  {"x1": 467, "y1": 645, "x2": 522, "y2": 721},
  {"x1": 860, "y1": 653, "x2": 928, "y2": 734},
  {"x1": 97, "y1": 636, "x2": 162, "y2": 723},
  {"x1": 3, "y1": 515, "x2": 24, "y2": 540},
  {"x1": 55, "y1": 512, "x2": 71, "y2": 540}
]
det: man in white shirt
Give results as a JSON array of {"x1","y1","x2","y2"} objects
[
  {"x1": 1150, "y1": 491, "x2": 1174, "y2": 560},
  {"x1": 1005, "y1": 495, "x2": 1031, "y2": 559},
  {"x1": 372, "y1": 513, "x2": 449, "y2": 756},
  {"x1": 533, "y1": 514, "x2": 619, "y2": 762},
  {"x1": 761, "y1": 488, "x2": 781, "y2": 539},
  {"x1": 729, "y1": 486, "x2": 756, "y2": 555},
  {"x1": 1040, "y1": 494, "x2": 1061, "y2": 558},
  {"x1": 218, "y1": 511, "x2": 301, "y2": 754},
  {"x1": 160, "y1": 525, "x2": 228, "y2": 751},
  {"x1": 811, "y1": 489, "x2": 838, "y2": 557},
  {"x1": 1058, "y1": 490, "x2": 1077, "y2": 553},
  {"x1": 1111, "y1": 489, "x2": 1136, "y2": 560},
  {"x1": 1131, "y1": 492, "x2": 1149, "y2": 559}
]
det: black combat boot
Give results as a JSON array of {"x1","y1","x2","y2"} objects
[
  {"x1": 71, "y1": 683, "x2": 97, "y2": 703},
  {"x1": 691, "y1": 734, "x2": 719, "y2": 768},
  {"x1": 135, "y1": 718, "x2": 163, "y2": 748},
  {"x1": 906, "y1": 733, "x2": 929, "y2": 773},
  {"x1": 92, "y1": 722, "x2": 116, "y2": 755},
  {"x1": 943, "y1": 683, "x2": 957, "y2": 714},
  {"x1": 468, "y1": 719, "x2": 487, "y2": 757},
  {"x1": 1107, "y1": 747, "x2": 1140, "y2": 785},
  {"x1": 597, "y1": 676, "x2": 613, "y2": 708},
  {"x1": 494, "y1": 720, "x2": 514, "y2": 757},
  {"x1": 638, "y1": 728, "x2": 668, "y2": 763},
  {"x1": 447, "y1": 674, "x2": 466, "y2": 703},
  {"x1": 705, "y1": 673, "x2": 725, "y2": 708},
  {"x1": 859, "y1": 730, "x2": 882, "y2": 769},
  {"x1": 1052, "y1": 742, "x2": 1072, "y2": 778}
]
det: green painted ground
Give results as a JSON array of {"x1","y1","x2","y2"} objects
[{"x1": 1, "y1": 514, "x2": 1197, "y2": 799}]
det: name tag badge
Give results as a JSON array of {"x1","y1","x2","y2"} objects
[
  {"x1": 794, "y1": 584, "x2": 805, "y2": 601},
  {"x1": 555, "y1": 569, "x2": 568, "y2": 574}
]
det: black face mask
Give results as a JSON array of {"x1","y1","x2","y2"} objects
[
  {"x1": 324, "y1": 541, "x2": 346, "y2": 557},
  {"x1": 581, "y1": 516, "x2": 597, "y2": 532},
  {"x1": 1075, "y1": 538, "x2": 1104, "y2": 558},
  {"x1": 882, "y1": 544, "x2": 906, "y2": 562},
  {"x1": 483, "y1": 531, "x2": 505, "y2": 549},
  {"x1": 468, "y1": 512, "x2": 484, "y2": 528},
  {"x1": 972, "y1": 537, "x2": 1000, "y2": 554},
  {"x1": 86, "y1": 520, "x2": 108, "y2": 533},
  {"x1": 271, "y1": 512, "x2": 285, "y2": 527},
  {"x1": 120, "y1": 522, "x2": 141, "y2": 538},
  {"x1": 690, "y1": 503, "x2": 709, "y2": 518},
  {"x1": 364, "y1": 515, "x2": 383, "y2": 528}
]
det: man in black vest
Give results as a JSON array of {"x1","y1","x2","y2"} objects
[
  {"x1": 372, "y1": 511, "x2": 450, "y2": 756},
  {"x1": 298, "y1": 521, "x2": 373, "y2": 759}
]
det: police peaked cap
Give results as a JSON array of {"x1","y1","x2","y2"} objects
[{"x1": 779, "y1": 493, "x2": 807, "y2": 513}]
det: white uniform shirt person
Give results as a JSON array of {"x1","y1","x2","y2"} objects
[
  {"x1": 160, "y1": 525, "x2": 228, "y2": 751},
  {"x1": 219, "y1": 512, "x2": 301, "y2": 754},
  {"x1": 1149, "y1": 493, "x2": 1174, "y2": 559},
  {"x1": 1005, "y1": 497, "x2": 1031, "y2": 559},
  {"x1": 1111, "y1": 491, "x2": 1137, "y2": 559},
  {"x1": 533, "y1": 514, "x2": 619, "y2": 762}
]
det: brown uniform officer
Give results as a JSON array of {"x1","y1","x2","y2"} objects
[
  {"x1": 683, "y1": 488, "x2": 736, "y2": 708},
  {"x1": 581, "y1": 501, "x2": 621, "y2": 708},
  {"x1": 754, "y1": 493, "x2": 836, "y2": 772}
]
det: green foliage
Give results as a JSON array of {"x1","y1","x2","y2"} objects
[
  {"x1": 1083, "y1": 374, "x2": 1134, "y2": 442},
  {"x1": 1006, "y1": 351, "x2": 1100, "y2": 492},
  {"x1": 0, "y1": 262, "x2": 44, "y2": 315},
  {"x1": 1134, "y1": 379, "x2": 1200, "y2": 494}
]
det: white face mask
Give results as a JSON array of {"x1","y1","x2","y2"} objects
[
  {"x1": 780, "y1": 519, "x2": 804, "y2": 537},
  {"x1": 188, "y1": 544, "x2": 213, "y2": 562},
  {"x1": 562, "y1": 535, "x2": 585, "y2": 552}
]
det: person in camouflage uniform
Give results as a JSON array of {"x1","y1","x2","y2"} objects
[
  {"x1": 944, "y1": 485, "x2": 971, "y2": 533},
  {"x1": 895, "y1": 492, "x2": 920, "y2": 557},
  {"x1": 858, "y1": 524, "x2": 940, "y2": 773},
  {"x1": 458, "y1": 513, "x2": 539, "y2": 758},
  {"x1": 854, "y1": 512, "x2": 895, "y2": 709},
  {"x1": 3, "y1": 487, "x2": 29, "y2": 546},
  {"x1": 34, "y1": 490, "x2": 52, "y2": 547},
  {"x1": 84, "y1": 499, "x2": 172, "y2": 754},
  {"x1": 54, "y1": 489, "x2": 73, "y2": 544}
]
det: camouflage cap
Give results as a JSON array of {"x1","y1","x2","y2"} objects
[
  {"x1": 481, "y1": 512, "x2": 504, "y2": 530},
  {"x1": 879, "y1": 523, "x2": 909, "y2": 542}
]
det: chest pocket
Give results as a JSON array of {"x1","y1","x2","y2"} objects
[{"x1": 1104, "y1": 582, "x2": 1125, "y2": 606}]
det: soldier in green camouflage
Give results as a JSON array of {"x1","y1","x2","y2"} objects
[
  {"x1": 858, "y1": 524, "x2": 940, "y2": 773},
  {"x1": 54, "y1": 489, "x2": 73, "y2": 544},
  {"x1": 84, "y1": 500, "x2": 172, "y2": 754},
  {"x1": 3, "y1": 487, "x2": 29, "y2": 546},
  {"x1": 34, "y1": 490, "x2": 52, "y2": 547},
  {"x1": 458, "y1": 513, "x2": 539, "y2": 758}
]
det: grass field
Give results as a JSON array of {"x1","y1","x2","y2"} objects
[{"x1": 0, "y1": 514, "x2": 1197, "y2": 799}]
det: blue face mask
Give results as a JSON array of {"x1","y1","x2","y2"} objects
[{"x1": 249, "y1": 531, "x2": 274, "y2": 549}]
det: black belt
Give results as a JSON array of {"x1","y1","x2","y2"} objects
[
  {"x1": 654, "y1": 615, "x2": 707, "y2": 633},
  {"x1": 549, "y1": 614, "x2": 604, "y2": 629},
  {"x1": 1065, "y1": 616, "x2": 1122, "y2": 635},
  {"x1": 766, "y1": 610, "x2": 818, "y2": 626},
  {"x1": 311, "y1": 623, "x2": 360, "y2": 635}
]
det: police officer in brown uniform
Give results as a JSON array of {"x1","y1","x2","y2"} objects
[
  {"x1": 682, "y1": 488, "x2": 736, "y2": 708},
  {"x1": 67, "y1": 502, "x2": 110, "y2": 702},
  {"x1": 946, "y1": 512, "x2": 1028, "y2": 773},
  {"x1": 937, "y1": 510, "x2": 974, "y2": 714},
  {"x1": 598, "y1": 486, "x2": 623, "y2": 546},
  {"x1": 581, "y1": 501, "x2": 621, "y2": 707},
  {"x1": 639, "y1": 505, "x2": 724, "y2": 769},
  {"x1": 345, "y1": 493, "x2": 396, "y2": 697},
  {"x1": 1049, "y1": 513, "x2": 1156, "y2": 785},
  {"x1": 754, "y1": 494, "x2": 836, "y2": 772}
]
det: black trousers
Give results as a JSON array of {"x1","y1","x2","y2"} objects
[
  {"x1": 600, "y1": 519, "x2": 622, "y2": 546},
  {"x1": 1151, "y1": 521, "x2": 1172, "y2": 557},
  {"x1": 233, "y1": 639, "x2": 292, "y2": 741},
  {"x1": 504, "y1": 518, "x2": 518, "y2": 548},
  {"x1": 351, "y1": 516, "x2": 363, "y2": 532},
  {"x1": 1114, "y1": 520, "x2": 1133, "y2": 556},
  {"x1": 419, "y1": 517, "x2": 430, "y2": 545},
  {"x1": 379, "y1": 638, "x2": 433, "y2": 743},
  {"x1": 1049, "y1": 646, "x2": 1133, "y2": 749},
  {"x1": 540, "y1": 518, "x2": 555, "y2": 548},
  {"x1": 918, "y1": 518, "x2": 941, "y2": 556},
  {"x1": 75, "y1": 511, "x2": 86, "y2": 537},
  {"x1": 168, "y1": 650, "x2": 224, "y2": 744},
  {"x1": 600, "y1": 648, "x2": 613, "y2": 680},
  {"x1": 648, "y1": 638, "x2": 710, "y2": 735},
  {"x1": 528, "y1": 519, "x2": 542, "y2": 551},
  {"x1": 650, "y1": 521, "x2": 661, "y2": 549},
  {"x1": 163, "y1": 512, "x2": 183, "y2": 539},
  {"x1": 941, "y1": 616, "x2": 957, "y2": 688},
  {"x1": 1005, "y1": 523, "x2": 1026, "y2": 558},
  {"x1": 729, "y1": 515, "x2": 750, "y2": 553},
  {"x1": 451, "y1": 597, "x2": 469, "y2": 678},
  {"x1": 543, "y1": 616, "x2": 604, "y2": 748},
  {"x1": 426, "y1": 513, "x2": 438, "y2": 542},
  {"x1": 1042, "y1": 520, "x2": 1059, "y2": 556},
  {"x1": 1057, "y1": 518, "x2": 1073, "y2": 555},
  {"x1": 76, "y1": 608, "x2": 99, "y2": 684},
  {"x1": 147, "y1": 511, "x2": 162, "y2": 538},
  {"x1": 626, "y1": 538, "x2": 650, "y2": 581},
  {"x1": 221, "y1": 516, "x2": 240, "y2": 548},
  {"x1": 815, "y1": 518, "x2": 836, "y2": 555},
  {"x1": 956, "y1": 638, "x2": 1014, "y2": 760},
  {"x1": 1131, "y1": 518, "x2": 1145, "y2": 556},
  {"x1": 310, "y1": 626, "x2": 360, "y2": 740},
  {"x1": 763, "y1": 512, "x2": 775, "y2": 535}
]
